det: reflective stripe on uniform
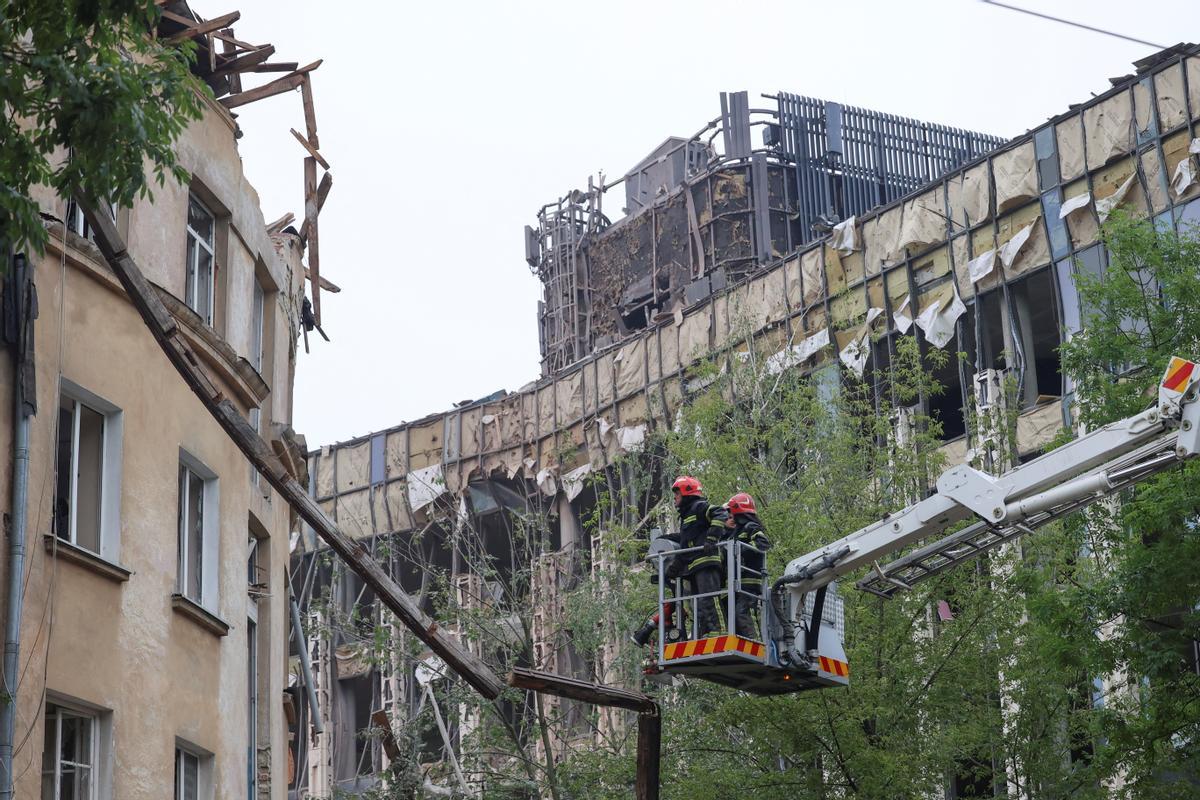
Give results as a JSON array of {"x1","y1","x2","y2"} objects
[{"x1": 687, "y1": 555, "x2": 722, "y2": 570}]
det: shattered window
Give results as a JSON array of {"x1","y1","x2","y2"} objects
[
  {"x1": 1033, "y1": 125, "x2": 1059, "y2": 191},
  {"x1": 1041, "y1": 189, "x2": 1070, "y2": 260}
]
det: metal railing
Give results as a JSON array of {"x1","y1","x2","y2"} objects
[{"x1": 647, "y1": 538, "x2": 769, "y2": 660}]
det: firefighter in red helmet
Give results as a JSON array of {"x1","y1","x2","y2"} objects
[
  {"x1": 724, "y1": 492, "x2": 772, "y2": 638},
  {"x1": 671, "y1": 476, "x2": 730, "y2": 638}
]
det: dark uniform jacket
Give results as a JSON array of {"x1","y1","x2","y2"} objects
[
  {"x1": 730, "y1": 512, "x2": 771, "y2": 587},
  {"x1": 677, "y1": 496, "x2": 729, "y2": 574}
]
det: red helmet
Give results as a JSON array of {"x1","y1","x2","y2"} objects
[
  {"x1": 727, "y1": 492, "x2": 757, "y2": 515},
  {"x1": 671, "y1": 476, "x2": 704, "y2": 497}
]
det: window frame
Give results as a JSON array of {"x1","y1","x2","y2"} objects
[
  {"x1": 53, "y1": 380, "x2": 124, "y2": 562},
  {"x1": 251, "y1": 277, "x2": 266, "y2": 374},
  {"x1": 173, "y1": 742, "x2": 211, "y2": 800},
  {"x1": 42, "y1": 702, "x2": 99, "y2": 800},
  {"x1": 177, "y1": 450, "x2": 219, "y2": 610},
  {"x1": 185, "y1": 195, "x2": 217, "y2": 325}
]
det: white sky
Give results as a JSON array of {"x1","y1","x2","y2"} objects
[{"x1": 219, "y1": 0, "x2": 1188, "y2": 447}]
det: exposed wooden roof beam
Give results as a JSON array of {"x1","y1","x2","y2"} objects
[
  {"x1": 221, "y1": 70, "x2": 302, "y2": 109},
  {"x1": 165, "y1": 10, "x2": 241, "y2": 44},
  {"x1": 250, "y1": 62, "x2": 300, "y2": 72},
  {"x1": 212, "y1": 44, "x2": 276, "y2": 79},
  {"x1": 299, "y1": 172, "x2": 332, "y2": 242},
  {"x1": 289, "y1": 128, "x2": 330, "y2": 170}
]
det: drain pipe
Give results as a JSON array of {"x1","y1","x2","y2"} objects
[
  {"x1": 289, "y1": 588, "x2": 324, "y2": 735},
  {"x1": 1, "y1": 252, "x2": 33, "y2": 799}
]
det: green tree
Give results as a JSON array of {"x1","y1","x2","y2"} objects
[
  {"x1": 558, "y1": 214, "x2": 1200, "y2": 798},
  {"x1": 1, "y1": 0, "x2": 203, "y2": 255}
]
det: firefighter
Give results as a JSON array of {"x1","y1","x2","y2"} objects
[
  {"x1": 724, "y1": 492, "x2": 771, "y2": 639},
  {"x1": 672, "y1": 476, "x2": 730, "y2": 639}
]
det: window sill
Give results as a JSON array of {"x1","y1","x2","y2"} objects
[
  {"x1": 42, "y1": 535, "x2": 131, "y2": 583},
  {"x1": 171, "y1": 594, "x2": 230, "y2": 637}
]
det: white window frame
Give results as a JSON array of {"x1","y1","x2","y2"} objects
[
  {"x1": 185, "y1": 195, "x2": 216, "y2": 325},
  {"x1": 55, "y1": 380, "x2": 123, "y2": 562},
  {"x1": 177, "y1": 450, "x2": 219, "y2": 610},
  {"x1": 42, "y1": 698, "x2": 112, "y2": 800},
  {"x1": 64, "y1": 198, "x2": 116, "y2": 242},
  {"x1": 251, "y1": 277, "x2": 266, "y2": 374},
  {"x1": 174, "y1": 740, "x2": 213, "y2": 800}
]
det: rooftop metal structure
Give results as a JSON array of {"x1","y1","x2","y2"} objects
[{"x1": 527, "y1": 91, "x2": 1005, "y2": 376}]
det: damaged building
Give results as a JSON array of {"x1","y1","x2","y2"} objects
[
  {"x1": 526, "y1": 91, "x2": 1004, "y2": 375},
  {"x1": 296, "y1": 46, "x2": 1200, "y2": 796},
  {"x1": 0, "y1": 3, "x2": 335, "y2": 798}
]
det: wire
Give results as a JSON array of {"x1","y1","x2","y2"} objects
[{"x1": 979, "y1": 0, "x2": 1167, "y2": 49}]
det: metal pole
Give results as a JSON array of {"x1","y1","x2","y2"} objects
[
  {"x1": 1, "y1": 252, "x2": 31, "y2": 799},
  {"x1": 289, "y1": 591, "x2": 324, "y2": 734}
]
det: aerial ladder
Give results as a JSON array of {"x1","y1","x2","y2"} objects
[{"x1": 644, "y1": 357, "x2": 1200, "y2": 696}]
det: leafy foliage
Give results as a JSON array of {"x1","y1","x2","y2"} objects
[{"x1": 0, "y1": 0, "x2": 204, "y2": 255}]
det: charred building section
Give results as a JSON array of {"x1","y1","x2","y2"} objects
[{"x1": 527, "y1": 91, "x2": 1004, "y2": 375}]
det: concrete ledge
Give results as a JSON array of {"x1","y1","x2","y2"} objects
[
  {"x1": 171, "y1": 593, "x2": 230, "y2": 637},
  {"x1": 43, "y1": 535, "x2": 131, "y2": 584}
]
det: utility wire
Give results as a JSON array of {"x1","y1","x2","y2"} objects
[{"x1": 980, "y1": 0, "x2": 1167, "y2": 50}]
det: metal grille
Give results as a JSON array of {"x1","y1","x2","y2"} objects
[{"x1": 777, "y1": 93, "x2": 1006, "y2": 245}]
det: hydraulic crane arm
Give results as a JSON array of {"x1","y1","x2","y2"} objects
[{"x1": 782, "y1": 357, "x2": 1200, "y2": 598}]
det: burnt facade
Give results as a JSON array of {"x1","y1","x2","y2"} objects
[{"x1": 527, "y1": 91, "x2": 1004, "y2": 375}]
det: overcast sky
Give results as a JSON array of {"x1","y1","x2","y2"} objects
[{"x1": 220, "y1": 0, "x2": 1186, "y2": 447}]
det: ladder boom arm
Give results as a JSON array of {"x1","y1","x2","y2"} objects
[{"x1": 782, "y1": 358, "x2": 1200, "y2": 596}]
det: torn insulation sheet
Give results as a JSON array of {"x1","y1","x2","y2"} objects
[
  {"x1": 839, "y1": 335, "x2": 869, "y2": 378},
  {"x1": 1059, "y1": 192, "x2": 1092, "y2": 218},
  {"x1": 915, "y1": 290, "x2": 966, "y2": 349},
  {"x1": 560, "y1": 464, "x2": 592, "y2": 501},
  {"x1": 1172, "y1": 157, "x2": 1196, "y2": 197},
  {"x1": 1096, "y1": 173, "x2": 1137, "y2": 223},
  {"x1": 967, "y1": 249, "x2": 996, "y2": 284},
  {"x1": 766, "y1": 328, "x2": 830, "y2": 375},
  {"x1": 998, "y1": 221, "x2": 1037, "y2": 269},
  {"x1": 831, "y1": 216, "x2": 859, "y2": 255},
  {"x1": 894, "y1": 295, "x2": 913, "y2": 334},
  {"x1": 407, "y1": 463, "x2": 446, "y2": 512}
]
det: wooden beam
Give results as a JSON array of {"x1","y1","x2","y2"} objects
[
  {"x1": 265, "y1": 212, "x2": 295, "y2": 234},
  {"x1": 217, "y1": 35, "x2": 244, "y2": 95},
  {"x1": 250, "y1": 62, "x2": 300, "y2": 72},
  {"x1": 75, "y1": 196, "x2": 506, "y2": 702},
  {"x1": 221, "y1": 71, "x2": 304, "y2": 109},
  {"x1": 301, "y1": 74, "x2": 319, "y2": 150},
  {"x1": 290, "y1": 129, "x2": 330, "y2": 171},
  {"x1": 212, "y1": 43, "x2": 276, "y2": 79},
  {"x1": 299, "y1": 172, "x2": 332, "y2": 242},
  {"x1": 304, "y1": 268, "x2": 340, "y2": 294},
  {"x1": 507, "y1": 668, "x2": 656, "y2": 714},
  {"x1": 636, "y1": 713, "x2": 661, "y2": 800},
  {"x1": 165, "y1": 10, "x2": 241, "y2": 44},
  {"x1": 304, "y1": 157, "x2": 322, "y2": 326}
]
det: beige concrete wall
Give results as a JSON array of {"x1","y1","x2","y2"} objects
[{"x1": 0, "y1": 90, "x2": 305, "y2": 799}]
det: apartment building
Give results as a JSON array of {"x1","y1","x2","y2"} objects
[{"x1": 0, "y1": 4, "x2": 329, "y2": 798}]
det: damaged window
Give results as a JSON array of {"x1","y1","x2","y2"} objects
[
  {"x1": 42, "y1": 703, "x2": 98, "y2": 800},
  {"x1": 1033, "y1": 125, "x2": 1060, "y2": 191},
  {"x1": 928, "y1": 335, "x2": 968, "y2": 441},
  {"x1": 1041, "y1": 190, "x2": 1070, "y2": 260},
  {"x1": 1009, "y1": 268, "x2": 1063, "y2": 407},
  {"x1": 185, "y1": 195, "x2": 216, "y2": 325}
]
